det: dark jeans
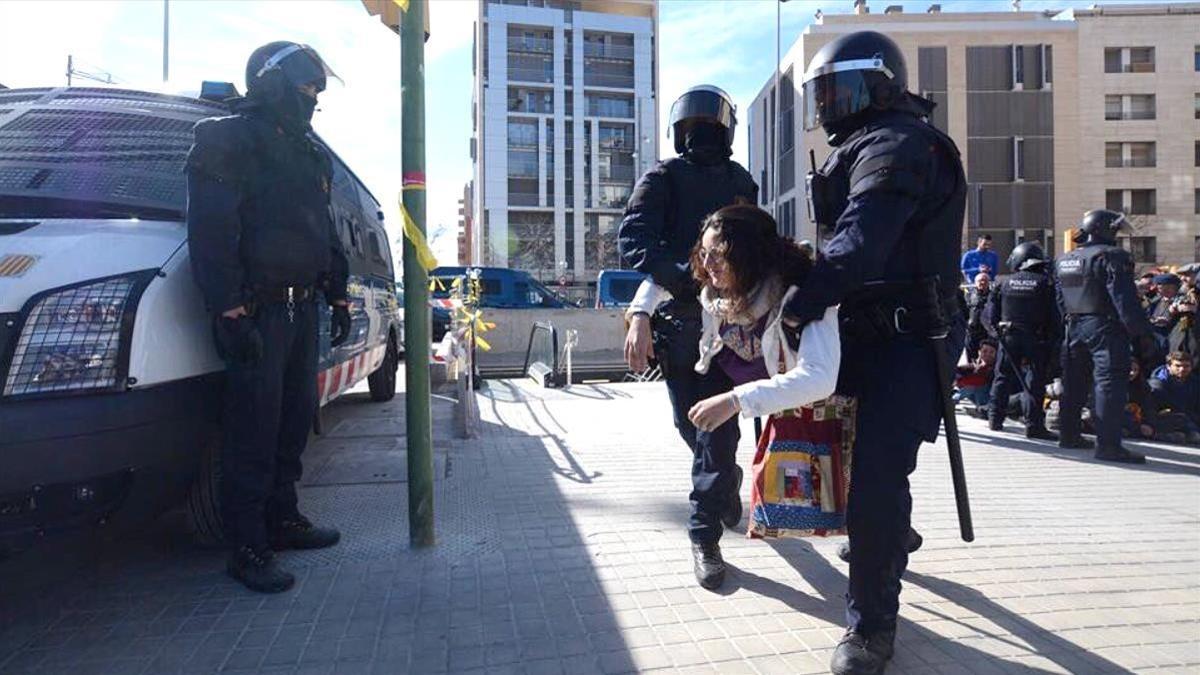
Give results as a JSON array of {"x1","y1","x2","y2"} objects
[
  {"x1": 1060, "y1": 315, "x2": 1130, "y2": 450},
  {"x1": 989, "y1": 331, "x2": 1050, "y2": 430},
  {"x1": 660, "y1": 316, "x2": 740, "y2": 545},
  {"x1": 221, "y1": 300, "x2": 319, "y2": 549}
]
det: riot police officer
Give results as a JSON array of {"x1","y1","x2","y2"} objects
[
  {"x1": 984, "y1": 242, "x2": 1059, "y2": 440},
  {"x1": 1054, "y1": 209, "x2": 1156, "y2": 464},
  {"x1": 187, "y1": 42, "x2": 351, "y2": 593},
  {"x1": 619, "y1": 85, "x2": 757, "y2": 590},
  {"x1": 782, "y1": 32, "x2": 966, "y2": 674}
]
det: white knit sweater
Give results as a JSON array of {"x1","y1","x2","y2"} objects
[{"x1": 627, "y1": 279, "x2": 840, "y2": 418}]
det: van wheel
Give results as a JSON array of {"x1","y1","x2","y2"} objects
[
  {"x1": 368, "y1": 335, "x2": 399, "y2": 402},
  {"x1": 186, "y1": 436, "x2": 225, "y2": 546}
]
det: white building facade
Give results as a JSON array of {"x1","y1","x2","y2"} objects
[{"x1": 471, "y1": 0, "x2": 659, "y2": 285}]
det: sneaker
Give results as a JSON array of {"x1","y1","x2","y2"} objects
[
  {"x1": 1095, "y1": 446, "x2": 1146, "y2": 464},
  {"x1": 1059, "y1": 436, "x2": 1095, "y2": 450},
  {"x1": 1025, "y1": 426, "x2": 1058, "y2": 441},
  {"x1": 269, "y1": 515, "x2": 341, "y2": 551},
  {"x1": 830, "y1": 627, "x2": 895, "y2": 675},
  {"x1": 721, "y1": 465, "x2": 744, "y2": 529},
  {"x1": 691, "y1": 542, "x2": 726, "y2": 590},
  {"x1": 837, "y1": 528, "x2": 922, "y2": 564},
  {"x1": 227, "y1": 546, "x2": 295, "y2": 594}
]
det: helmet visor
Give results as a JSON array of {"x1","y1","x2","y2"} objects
[
  {"x1": 669, "y1": 89, "x2": 735, "y2": 133},
  {"x1": 802, "y1": 70, "x2": 872, "y2": 131},
  {"x1": 257, "y1": 44, "x2": 341, "y2": 92}
]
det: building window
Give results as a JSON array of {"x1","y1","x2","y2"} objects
[
  {"x1": 508, "y1": 211, "x2": 555, "y2": 273},
  {"x1": 1195, "y1": 93, "x2": 1200, "y2": 119},
  {"x1": 1127, "y1": 236, "x2": 1156, "y2": 264},
  {"x1": 1195, "y1": 189, "x2": 1200, "y2": 215},
  {"x1": 1013, "y1": 136, "x2": 1025, "y2": 181},
  {"x1": 1042, "y1": 44, "x2": 1052, "y2": 86},
  {"x1": 1131, "y1": 189, "x2": 1156, "y2": 215},
  {"x1": 584, "y1": 213, "x2": 621, "y2": 272},
  {"x1": 1106, "y1": 47, "x2": 1155, "y2": 73},
  {"x1": 1105, "y1": 142, "x2": 1156, "y2": 168},
  {"x1": 1106, "y1": 189, "x2": 1122, "y2": 213},
  {"x1": 1195, "y1": 45, "x2": 1200, "y2": 71},
  {"x1": 1195, "y1": 140, "x2": 1200, "y2": 167},
  {"x1": 1105, "y1": 94, "x2": 1155, "y2": 121},
  {"x1": 1011, "y1": 44, "x2": 1024, "y2": 90}
]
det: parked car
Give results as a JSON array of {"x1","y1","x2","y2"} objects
[
  {"x1": 0, "y1": 85, "x2": 402, "y2": 553},
  {"x1": 430, "y1": 266, "x2": 577, "y2": 309},
  {"x1": 596, "y1": 270, "x2": 647, "y2": 309}
]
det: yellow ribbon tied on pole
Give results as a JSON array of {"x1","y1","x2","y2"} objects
[{"x1": 399, "y1": 197, "x2": 438, "y2": 272}]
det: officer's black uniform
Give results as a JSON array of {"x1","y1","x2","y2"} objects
[
  {"x1": 984, "y1": 243, "x2": 1059, "y2": 439},
  {"x1": 783, "y1": 32, "x2": 966, "y2": 675},
  {"x1": 187, "y1": 42, "x2": 350, "y2": 593},
  {"x1": 964, "y1": 285, "x2": 990, "y2": 362},
  {"x1": 618, "y1": 85, "x2": 757, "y2": 590},
  {"x1": 1054, "y1": 209, "x2": 1155, "y2": 464}
]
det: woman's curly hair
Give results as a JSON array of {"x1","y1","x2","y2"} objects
[{"x1": 689, "y1": 204, "x2": 812, "y2": 316}]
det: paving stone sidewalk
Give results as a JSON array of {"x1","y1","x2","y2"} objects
[{"x1": 1, "y1": 374, "x2": 1198, "y2": 674}]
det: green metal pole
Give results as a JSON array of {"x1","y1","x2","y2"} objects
[{"x1": 401, "y1": 0, "x2": 434, "y2": 548}]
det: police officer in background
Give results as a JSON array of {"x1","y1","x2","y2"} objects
[
  {"x1": 187, "y1": 42, "x2": 351, "y2": 593},
  {"x1": 984, "y1": 242, "x2": 1059, "y2": 440},
  {"x1": 1054, "y1": 209, "x2": 1157, "y2": 464},
  {"x1": 782, "y1": 32, "x2": 966, "y2": 674},
  {"x1": 619, "y1": 85, "x2": 757, "y2": 590}
]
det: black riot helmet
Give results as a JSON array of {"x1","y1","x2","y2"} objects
[
  {"x1": 802, "y1": 31, "x2": 908, "y2": 145},
  {"x1": 1077, "y1": 209, "x2": 1130, "y2": 245},
  {"x1": 668, "y1": 85, "x2": 737, "y2": 155},
  {"x1": 245, "y1": 41, "x2": 340, "y2": 101},
  {"x1": 1008, "y1": 241, "x2": 1046, "y2": 272}
]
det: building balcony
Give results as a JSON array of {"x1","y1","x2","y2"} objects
[
  {"x1": 583, "y1": 43, "x2": 634, "y2": 61},
  {"x1": 509, "y1": 191, "x2": 542, "y2": 207},
  {"x1": 508, "y1": 68, "x2": 554, "y2": 85},
  {"x1": 583, "y1": 74, "x2": 635, "y2": 89},
  {"x1": 508, "y1": 37, "x2": 553, "y2": 55}
]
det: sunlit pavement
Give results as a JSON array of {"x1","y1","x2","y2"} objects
[{"x1": 1, "y1": 370, "x2": 1197, "y2": 674}]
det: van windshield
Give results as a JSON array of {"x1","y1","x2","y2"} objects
[
  {"x1": 0, "y1": 88, "x2": 226, "y2": 221},
  {"x1": 606, "y1": 278, "x2": 642, "y2": 304}
]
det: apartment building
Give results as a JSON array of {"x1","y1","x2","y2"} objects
[
  {"x1": 749, "y1": 2, "x2": 1200, "y2": 271},
  {"x1": 457, "y1": 182, "x2": 473, "y2": 266},
  {"x1": 470, "y1": 0, "x2": 658, "y2": 286}
]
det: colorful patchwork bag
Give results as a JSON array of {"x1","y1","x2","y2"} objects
[{"x1": 747, "y1": 395, "x2": 856, "y2": 539}]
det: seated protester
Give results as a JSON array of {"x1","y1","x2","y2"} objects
[
  {"x1": 1149, "y1": 351, "x2": 1200, "y2": 443},
  {"x1": 964, "y1": 273, "x2": 991, "y2": 362},
  {"x1": 954, "y1": 339, "x2": 996, "y2": 409},
  {"x1": 1148, "y1": 274, "x2": 1183, "y2": 339},
  {"x1": 628, "y1": 205, "x2": 840, "y2": 427},
  {"x1": 1124, "y1": 359, "x2": 1159, "y2": 441}
]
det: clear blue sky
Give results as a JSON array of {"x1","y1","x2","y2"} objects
[{"x1": 0, "y1": 0, "x2": 1156, "y2": 263}]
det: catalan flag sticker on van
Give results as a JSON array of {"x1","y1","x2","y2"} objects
[{"x1": 0, "y1": 254, "x2": 38, "y2": 277}]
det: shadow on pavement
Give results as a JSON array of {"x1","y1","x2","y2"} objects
[
  {"x1": 0, "y1": 384, "x2": 637, "y2": 675},
  {"x1": 728, "y1": 540, "x2": 1134, "y2": 674},
  {"x1": 959, "y1": 429, "x2": 1200, "y2": 477}
]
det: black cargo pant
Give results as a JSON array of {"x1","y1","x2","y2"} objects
[
  {"x1": 1060, "y1": 315, "x2": 1129, "y2": 450},
  {"x1": 989, "y1": 329, "x2": 1050, "y2": 430},
  {"x1": 657, "y1": 313, "x2": 740, "y2": 545},
  {"x1": 221, "y1": 299, "x2": 319, "y2": 550}
]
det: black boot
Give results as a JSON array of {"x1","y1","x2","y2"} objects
[
  {"x1": 227, "y1": 546, "x2": 295, "y2": 594},
  {"x1": 837, "y1": 528, "x2": 922, "y2": 564},
  {"x1": 830, "y1": 627, "x2": 895, "y2": 675},
  {"x1": 1026, "y1": 426, "x2": 1058, "y2": 441},
  {"x1": 1095, "y1": 445, "x2": 1146, "y2": 464},
  {"x1": 270, "y1": 515, "x2": 341, "y2": 551},
  {"x1": 1059, "y1": 435, "x2": 1095, "y2": 450},
  {"x1": 988, "y1": 417, "x2": 1004, "y2": 431},
  {"x1": 721, "y1": 465, "x2": 744, "y2": 529},
  {"x1": 691, "y1": 542, "x2": 726, "y2": 590}
]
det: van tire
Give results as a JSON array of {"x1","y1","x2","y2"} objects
[
  {"x1": 186, "y1": 436, "x2": 225, "y2": 546},
  {"x1": 368, "y1": 334, "x2": 399, "y2": 402}
]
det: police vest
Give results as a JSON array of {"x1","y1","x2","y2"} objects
[
  {"x1": 1055, "y1": 245, "x2": 1119, "y2": 316},
  {"x1": 999, "y1": 270, "x2": 1050, "y2": 327}
]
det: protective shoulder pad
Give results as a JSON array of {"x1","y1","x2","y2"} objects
[
  {"x1": 185, "y1": 115, "x2": 253, "y2": 183},
  {"x1": 846, "y1": 129, "x2": 932, "y2": 199},
  {"x1": 728, "y1": 160, "x2": 759, "y2": 202},
  {"x1": 1101, "y1": 245, "x2": 1135, "y2": 273}
]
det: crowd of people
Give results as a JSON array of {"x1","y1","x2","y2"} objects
[{"x1": 954, "y1": 237, "x2": 1200, "y2": 449}]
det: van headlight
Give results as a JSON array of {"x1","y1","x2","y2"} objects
[{"x1": 4, "y1": 271, "x2": 155, "y2": 398}]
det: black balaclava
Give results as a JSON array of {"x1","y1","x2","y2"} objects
[
  {"x1": 247, "y1": 80, "x2": 318, "y2": 136},
  {"x1": 683, "y1": 121, "x2": 731, "y2": 166}
]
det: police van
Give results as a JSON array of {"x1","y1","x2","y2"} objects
[{"x1": 0, "y1": 86, "x2": 402, "y2": 552}]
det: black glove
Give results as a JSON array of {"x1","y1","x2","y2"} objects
[
  {"x1": 213, "y1": 316, "x2": 263, "y2": 366},
  {"x1": 783, "y1": 320, "x2": 806, "y2": 352},
  {"x1": 330, "y1": 304, "x2": 351, "y2": 347}
]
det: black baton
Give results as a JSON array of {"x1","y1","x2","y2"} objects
[{"x1": 932, "y1": 333, "x2": 975, "y2": 542}]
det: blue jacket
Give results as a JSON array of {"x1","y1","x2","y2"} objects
[
  {"x1": 961, "y1": 249, "x2": 999, "y2": 282},
  {"x1": 1149, "y1": 366, "x2": 1200, "y2": 420}
]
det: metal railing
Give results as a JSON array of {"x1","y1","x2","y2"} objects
[
  {"x1": 508, "y1": 37, "x2": 553, "y2": 54},
  {"x1": 508, "y1": 68, "x2": 553, "y2": 84},
  {"x1": 522, "y1": 321, "x2": 563, "y2": 388},
  {"x1": 583, "y1": 43, "x2": 635, "y2": 60},
  {"x1": 583, "y1": 73, "x2": 635, "y2": 89}
]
